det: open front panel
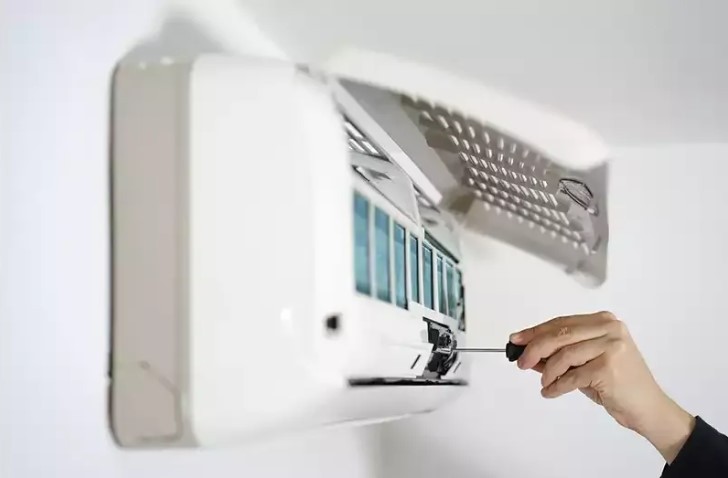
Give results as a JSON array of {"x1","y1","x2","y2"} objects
[{"x1": 327, "y1": 72, "x2": 609, "y2": 286}]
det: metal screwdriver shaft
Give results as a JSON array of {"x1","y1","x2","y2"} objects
[{"x1": 455, "y1": 342, "x2": 526, "y2": 362}]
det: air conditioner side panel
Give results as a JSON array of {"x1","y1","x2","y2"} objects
[{"x1": 110, "y1": 61, "x2": 196, "y2": 447}]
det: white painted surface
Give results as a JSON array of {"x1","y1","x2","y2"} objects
[
  {"x1": 241, "y1": 0, "x2": 728, "y2": 146},
  {"x1": 381, "y1": 144, "x2": 728, "y2": 477},
  {"x1": 0, "y1": 0, "x2": 381, "y2": 476}
]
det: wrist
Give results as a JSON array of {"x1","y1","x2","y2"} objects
[{"x1": 635, "y1": 393, "x2": 695, "y2": 464}]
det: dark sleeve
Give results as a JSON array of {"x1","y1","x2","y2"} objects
[{"x1": 661, "y1": 416, "x2": 728, "y2": 477}]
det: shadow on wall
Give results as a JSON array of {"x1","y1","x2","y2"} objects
[
  {"x1": 107, "y1": 13, "x2": 229, "y2": 442},
  {"x1": 120, "y1": 14, "x2": 227, "y2": 63},
  {"x1": 378, "y1": 360, "x2": 524, "y2": 478},
  {"x1": 382, "y1": 424, "x2": 492, "y2": 478}
]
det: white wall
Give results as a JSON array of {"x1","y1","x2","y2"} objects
[
  {"x1": 4, "y1": 2, "x2": 728, "y2": 478},
  {"x1": 381, "y1": 144, "x2": 728, "y2": 478},
  {"x1": 240, "y1": 0, "x2": 728, "y2": 146},
  {"x1": 0, "y1": 1, "x2": 382, "y2": 476}
]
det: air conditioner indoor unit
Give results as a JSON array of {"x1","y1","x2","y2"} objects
[{"x1": 110, "y1": 49, "x2": 609, "y2": 447}]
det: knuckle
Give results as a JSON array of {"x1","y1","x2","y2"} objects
[
  {"x1": 597, "y1": 310, "x2": 617, "y2": 321},
  {"x1": 550, "y1": 326, "x2": 571, "y2": 346},
  {"x1": 543, "y1": 316, "x2": 569, "y2": 332},
  {"x1": 607, "y1": 319, "x2": 629, "y2": 337}
]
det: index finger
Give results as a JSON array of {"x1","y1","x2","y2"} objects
[
  {"x1": 509, "y1": 312, "x2": 616, "y2": 345},
  {"x1": 513, "y1": 313, "x2": 619, "y2": 370}
]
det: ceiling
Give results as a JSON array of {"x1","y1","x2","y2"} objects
[{"x1": 239, "y1": 0, "x2": 728, "y2": 147}]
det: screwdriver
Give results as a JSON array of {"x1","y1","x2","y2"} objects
[{"x1": 455, "y1": 342, "x2": 526, "y2": 362}]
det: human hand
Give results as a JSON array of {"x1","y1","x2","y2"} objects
[{"x1": 510, "y1": 311, "x2": 695, "y2": 463}]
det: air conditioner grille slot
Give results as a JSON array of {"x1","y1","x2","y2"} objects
[{"x1": 344, "y1": 117, "x2": 389, "y2": 161}]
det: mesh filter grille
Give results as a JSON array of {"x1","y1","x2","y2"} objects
[
  {"x1": 333, "y1": 78, "x2": 607, "y2": 284},
  {"x1": 400, "y1": 95, "x2": 599, "y2": 256}
]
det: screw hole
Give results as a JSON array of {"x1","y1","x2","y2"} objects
[{"x1": 325, "y1": 314, "x2": 340, "y2": 333}]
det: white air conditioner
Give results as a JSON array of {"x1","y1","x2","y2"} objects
[{"x1": 109, "y1": 50, "x2": 609, "y2": 447}]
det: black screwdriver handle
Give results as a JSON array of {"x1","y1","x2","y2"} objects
[{"x1": 505, "y1": 342, "x2": 526, "y2": 362}]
